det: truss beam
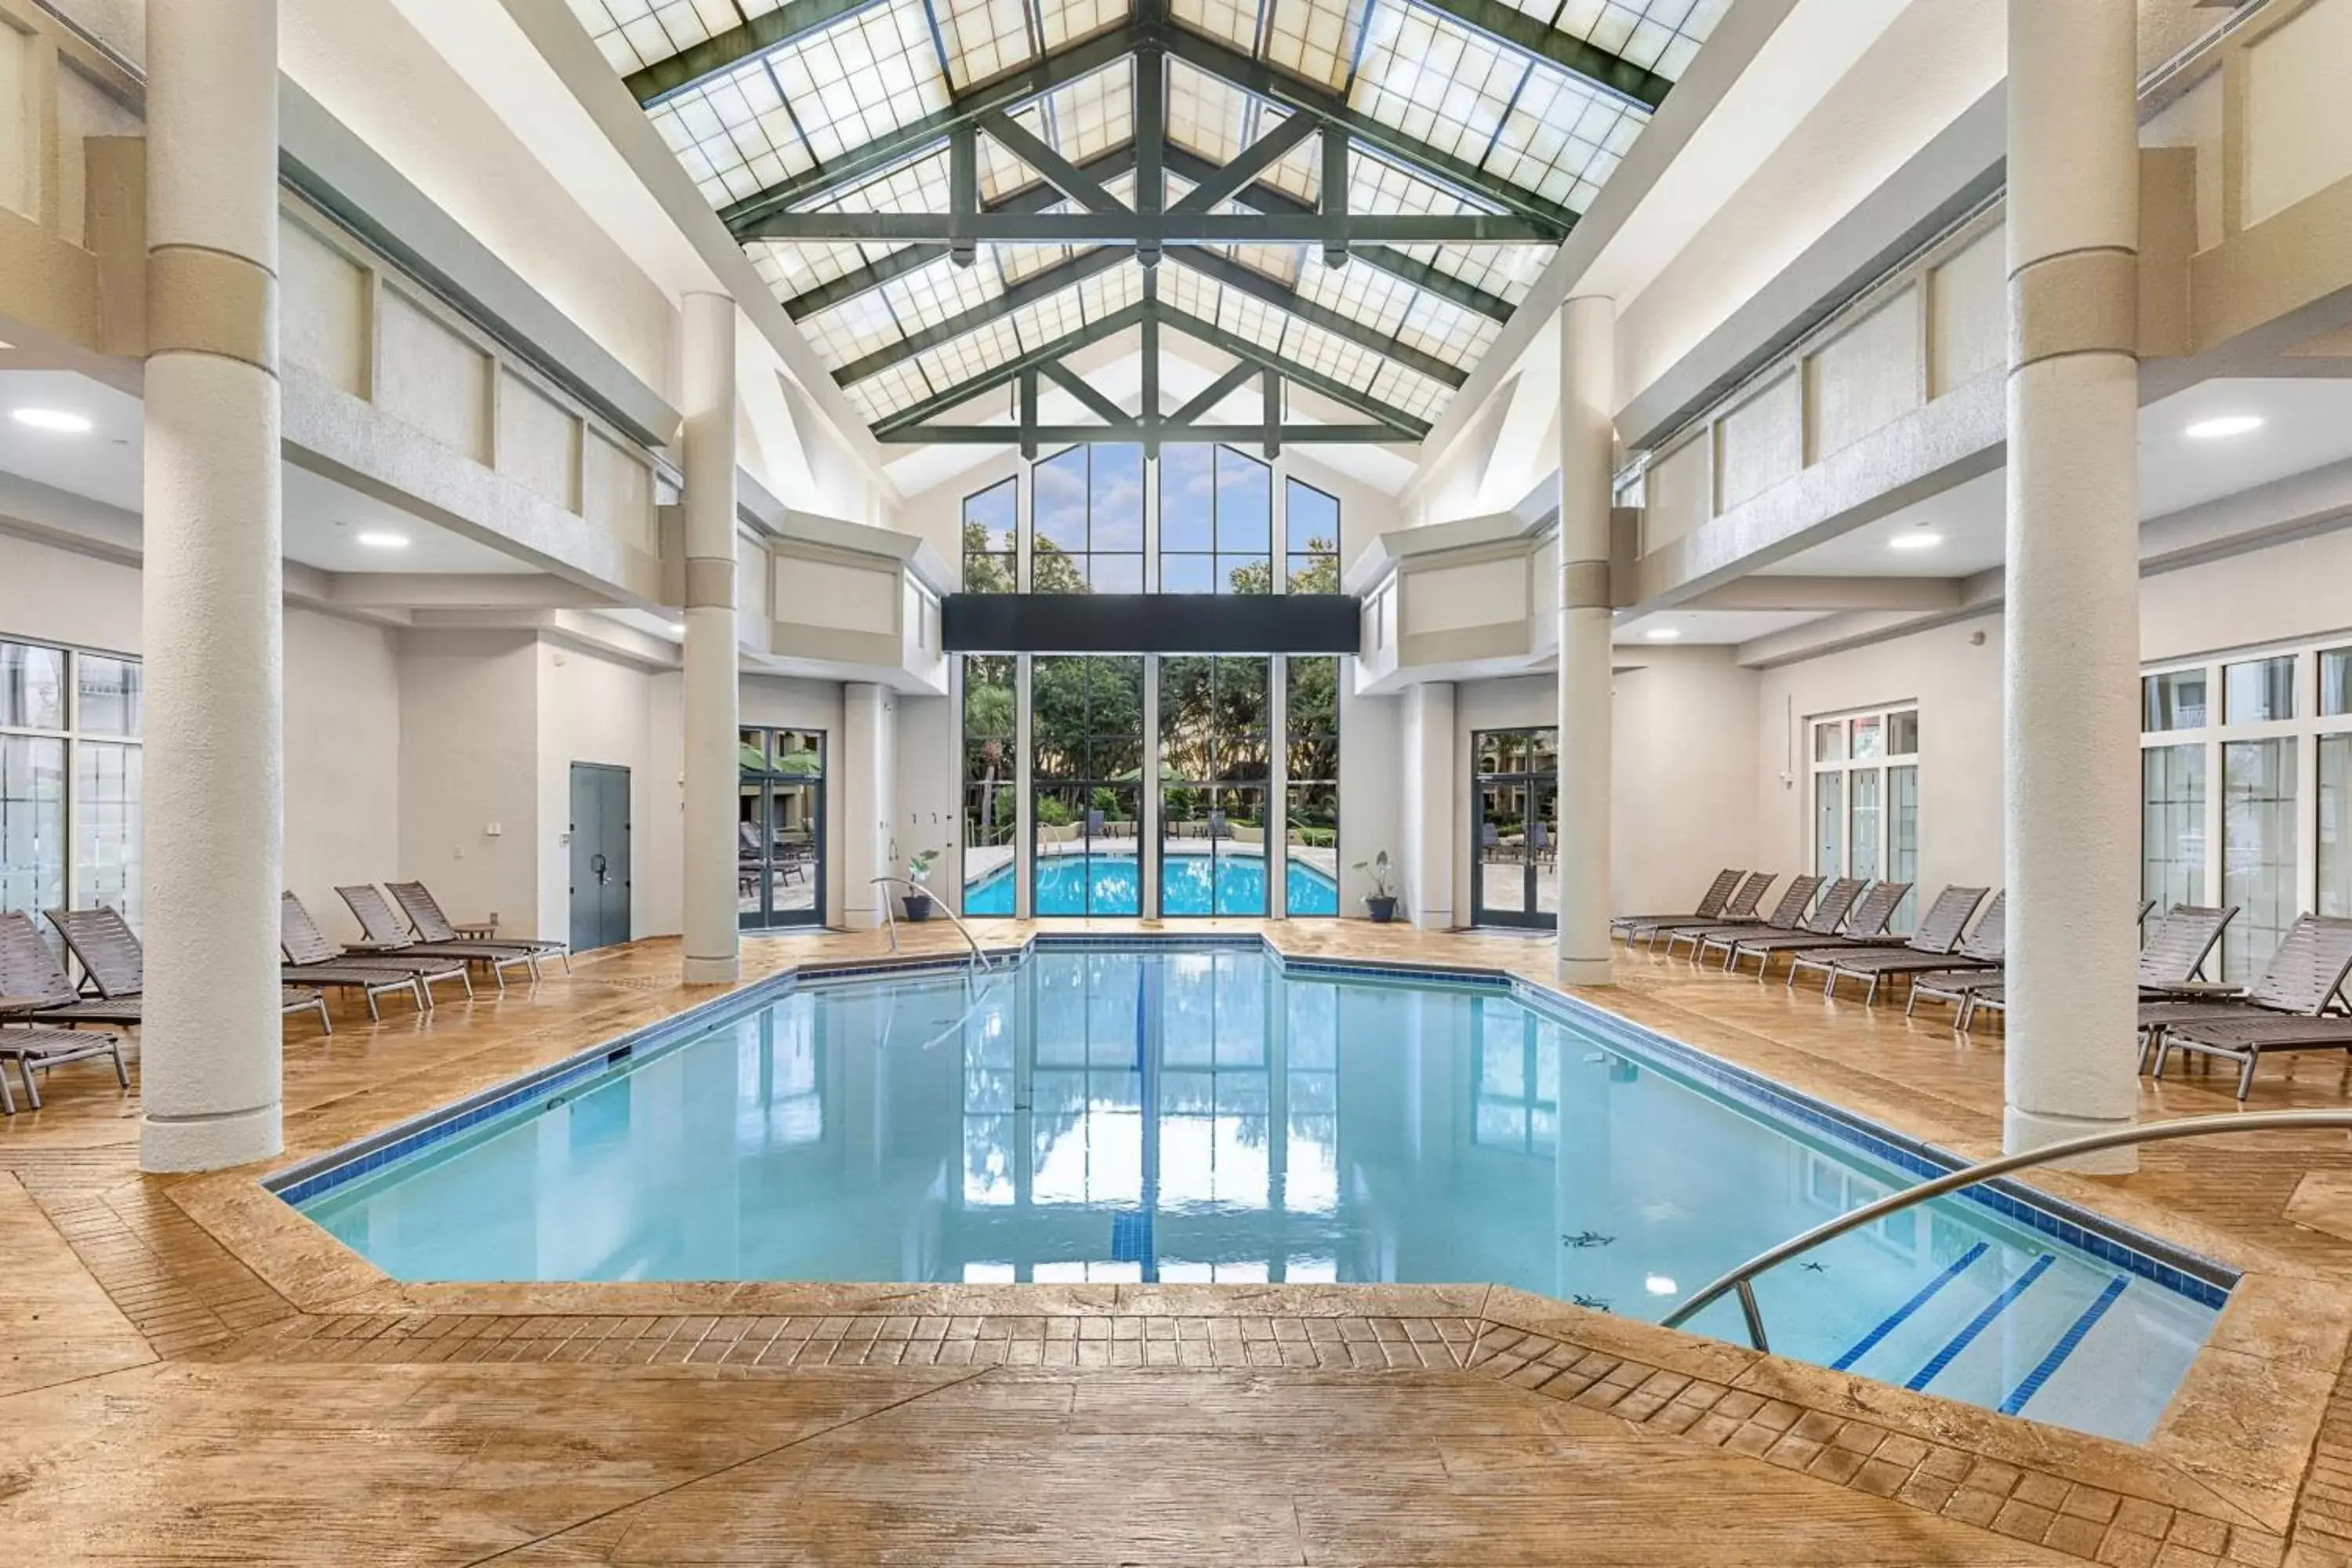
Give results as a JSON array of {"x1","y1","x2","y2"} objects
[
  {"x1": 1164, "y1": 247, "x2": 1465, "y2": 388},
  {"x1": 877, "y1": 421, "x2": 1406, "y2": 444},
  {"x1": 1411, "y1": 0, "x2": 1670, "y2": 110},
  {"x1": 829, "y1": 247, "x2": 1130, "y2": 384},
  {"x1": 872, "y1": 301, "x2": 1151, "y2": 435},
  {"x1": 623, "y1": 0, "x2": 882, "y2": 107},
  {"x1": 739, "y1": 209, "x2": 1550, "y2": 244}
]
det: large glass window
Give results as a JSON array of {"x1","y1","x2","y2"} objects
[
  {"x1": 1160, "y1": 445, "x2": 1272, "y2": 593},
  {"x1": 1285, "y1": 479, "x2": 1341, "y2": 593},
  {"x1": 1160, "y1": 655, "x2": 1271, "y2": 915},
  {"x1": 2223, "y1": 738, "x2": 2297, "y2": 982},
  {"x1": 2142, "y1": 744, "x2": 2206, "y2": 915},
  {"x1": 1031, "y1": 655, "x2": 1143, "y2": 916},
  {"x1": 961, "y1": 655, "x2": 1018, "y2": 910},
  {"x1": 738, "y1": 728, "x2": 824, "y2": 928},
  {"x1": 1285, "y1": 656, "x2": 1340, "y2": 916},
  {"x1": 1809, "y1": 704, "x2": 1918, "y2": 927},
  {"x1": 2224, "y1": 655, "x2": 2296, "y2": 724},
  {"x1": 2321, "y1": 735, "x2": 2352, "y2": 920},
  {"x1": 2143, "y1": 668, "x2": 2209, "y2": 731},
  {"x1": 0, "y1": 638, "x2": 140, "y2": 931},
  {"x1": 961, "y1": 477, "x2": 1017, "y2": 592},
  {"x1": 1032, "y1": 444, "x2": 1144, "y2": 592}
]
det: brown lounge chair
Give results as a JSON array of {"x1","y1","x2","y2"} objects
[
  {"x1": 1624, "y1": 872, "x2": 1776, "y2": 949},
  {"x1": 2145, "y1": 915, "x2": 2352, "y2": 1098},
  {"x1": 0, "y1": 911, "x2": 130, "y2": 1114},
  {"x1": 281, "y1": 892, "x2": 470, "y2": 1018},
  {"x1": 1949, "y1": 903, "x2": 2236, "y2": 1033},
  {"x1": 385, "y1": 881, "x2": 570, "y2": 974},
  {"x1": 49, "y1": 906, "x2": 332, "y2": 1034},
  {"x1": 1785, "y1": 887, "x2": 1991, "y2": 1002},
  {"x1": 1610, "y1": 869, "x2": 1743, "y2": 941},
  {"x1": 336, "y1": 885, "x2": 538, "y2": 989},
  {"x1": 1709, "y1": 878, "x2": 1878, "y2": 975},
  {"x1": 1661, "y1": 874, "x2": 1824, "y2": 959}
]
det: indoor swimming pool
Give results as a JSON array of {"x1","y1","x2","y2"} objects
[
  {"x1": 285, "y1": 942, "x2": 2226, "y2": 1442},
  {"x1": 963, "y1": 853, "x2": 1340, "y2": 916}
]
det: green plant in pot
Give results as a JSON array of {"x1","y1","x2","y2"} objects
[
  {"x1": 902, "y1": 847, "x2": 940, "y2": 921},
  {"x1": 1352, "y1": 851, "x2": 1400, "y2": 923}
]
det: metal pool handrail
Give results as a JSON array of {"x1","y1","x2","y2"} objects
[
  {"x1": 870, "y1": 876, "x2": 995, "y2": 974},
  {"x1": 1659, "y1": 1109, "x2": 2352, "y2": 1352}
]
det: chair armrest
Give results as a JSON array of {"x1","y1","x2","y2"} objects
[
  {"x1": 2140, "y1": 981, "x2": 2244, "y2": 997},
  {"x1": 0, "y1": 994, "x2": 51, "y2": 1015}
]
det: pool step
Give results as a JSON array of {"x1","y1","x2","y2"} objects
[{"x1": 1831, "y1": 1250, "x2": 2136, "y2": 1421}]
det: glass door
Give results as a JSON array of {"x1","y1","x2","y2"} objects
[
  {"x1": 1471, "y1": 727, "x2": 1558, "y2": 929},
  {"x1": 739, "y1": 727, "x2": 826, "y2": 928}
]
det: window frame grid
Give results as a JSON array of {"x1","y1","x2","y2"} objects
[
  {"x1": 0, "y1": 635, "x2": 143, "y2": 938},
  {"x1": 1806, "y1": 702, "x2": 1921, "y2": 932}
]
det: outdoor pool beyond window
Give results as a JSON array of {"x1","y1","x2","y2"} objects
[{"x1": 963, "y1": 853, "x2": 1338, "y2": 916}]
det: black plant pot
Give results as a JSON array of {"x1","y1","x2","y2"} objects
[
  {"x1": 902, "y1": 890, "x2": 937, "y2": 922},
  {"x1": 1365, "y1": 896, "x2": 1398, "y2": 924}
]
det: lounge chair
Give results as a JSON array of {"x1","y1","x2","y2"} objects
[
  {"x1": 47, "y1": 906, "x2": 332, "y2": 1033},
  {"x1": 335, "y1": 885, "x2": 539, "y2": 987},
  {"x1": 1622, "y1": 872, "x2": 1776, "y2": 949},
  {"x1": 0, "y1": 912, "x2": 130, "y2": 1113},
  {"x1": 1610, "y1": 869, "x2": 1744, "y2": 941},
  {"x1": 1896, "y1": 895, "x2": 2008, "y2": 1021},
  {"x1": 1704, "y1": 877, "x2": 1868, "y2": 974},
  {"x1": 281, "y1": 893, "x2": 467, "y2": 1018},
  {"x1": 1955, "y1": 903, "x2": 2235, "y2": 1033},
  {"x1": 1661, "y1": 874, "x2": 1824, "y2": 959},
  {"x1": 1786, "y1": 887, "x2": 1992, "y2": 1002},
  {"x1": 383, "y1": 881, "x2": 570, "y2": 974},
  {"x1": 2144, "y1": 915, "x2": 2352, "y2": 1096}
]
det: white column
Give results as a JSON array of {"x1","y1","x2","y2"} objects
[
  {"x1": 2002, "y1": 0, "x2": 2141, "y2": 1170},
  {"x1": 1556, "y1": 296, "x2": 1616, "y2": 985},
  {"x1": 139, "y1": 0, "x2": 283, "y2": 1173},
  {"x1": 680, "y1": 292, "x2": 740, "y2": 983},
  {"x1": 1403, "y1": 682, "x2": 1456, "y2": 930},
  {"x1": 841, "y1": 682, "x2": 896, "y2": 930}
]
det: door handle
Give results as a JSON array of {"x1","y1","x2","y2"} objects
[{"x1": 591, "y1": 851, "x2": 609, "y2": 884}]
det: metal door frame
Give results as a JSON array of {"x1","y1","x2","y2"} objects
[
  {"x1": 739, "y1": 728, "x2": 827, "y2": 931},
  {"x1": 1469, "y1": 727, "x2": 1556, "y2": 931},
  {"x1": 569, "y1": 761, "x2": 631, "y2": 952}
]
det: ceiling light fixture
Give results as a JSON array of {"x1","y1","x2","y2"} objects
[
  {"x1": 11, "y1": 408, "x2": 92, "y2": 434},
  {"x1": 1643, "y1": 626, "x2": 1682, "y2": 641},
  {"x1": 2185, "y1": 414, "x2": 2263, "y2": 440},
  {"x1": 354, "y1": 530, "x2": 411, "y2": 550},
  {"x1": 1888, "y1": 531, "x2": 1944, "y2": 551}
]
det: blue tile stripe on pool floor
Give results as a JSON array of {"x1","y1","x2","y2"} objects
[
  {"x1": 1906, "y1": 1253, "x2": 2055, "y2": 1392},
  {"x1": 1998, "y1": 1275, "x2": 2130, "y2": 1416},
  {"x1": 1831, "y1": 1241, "x2": 1988, "y2": 1371}
]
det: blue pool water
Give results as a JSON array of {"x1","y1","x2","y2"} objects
[
  {"x1": 964, "y1": 851, "x2": 1339, "y2": 916},
  {"x1": 294, "y1": 945, "x2": 2221, "y2": 1441}
]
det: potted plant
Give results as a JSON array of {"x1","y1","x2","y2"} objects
[
  {"x1": 902, "y1": 847, "x2": 940, "y2": 921},
  {"x1": 1352, "y1": 851, "x2": 1399, "y2": 923}
]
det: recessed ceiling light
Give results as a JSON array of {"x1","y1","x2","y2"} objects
[
  {"x1": 1888, "y1": 531, "x2": 1944, "y2": 551},
  {"x1": 2185, "y1": 414, "x2": 2263, "y2": 440},
  {"x1": 11, "y1": 408, "x2": 92, "y2": 434},
  {"x1": 1644, "y1": 1275, "x2": 1678, "y2": 1296},
  {"x1": 1642, "y1": 626, "x2": 1682, "y2": 641},
  {"x1": 354, "y1": 530, "x2": 411, "y2": 550}
]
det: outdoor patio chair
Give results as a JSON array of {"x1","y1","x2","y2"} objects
[
  {"x1": 1623, "y1": 871, "x2": 1776, "y2": 949},
  {"x1": 385, "y1": 882, "x2": 570, "y2": 974},
  {"x1": 1610, "y1": 869, "x2": 1743, "y2": 940},
  {"x1": 0, "y1": 911, "x2": 130, "y2": 1114},
  {"x1": 336, "y1": 884, "x2": 540, "y2": 986},
  {"x1": 1661, "y1": 874, "x2": 1823, "y2": 959},
  {"x1": 281, "y1": 892, "x2": 465, "y2": 1019},
  {"x1": 2144, "y1": 915, "x2": 2352, "y2": 1096},
  {"x1": 1711, "y1": 879, "x2": 1892, "y2": 976},
  {"x1": 48, "y1": 906, "x2": 332, "y2": 1033},
  {"x1": 1785, "y1": 887, "x2": 1991, "y2": 1002},
  {"x1": 1955, "y1": 904, "x2": 2235, "y2": 1033}
]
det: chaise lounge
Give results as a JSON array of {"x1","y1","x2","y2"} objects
[
  {"x1": 1784, "y1": 887, "x2": 1993, "y2": 1002},
  {"x1": 1941, "y1": 903, "x2": 2236, "y2": 1033},
  {"x1": 1610, "y1": 869, "x2": 1744, "y2": 942},
  {"x1": 0, "y1": 912, "x2": 130, "y2": 1114},
  {"x1": 1661, "y1": 874, "x2": 1823, "y2": 960},
  {"x1": 386, "y1": 880, "x2": 572, "y2": 975},
  {"x1": 1622, "y1": 871, "x2": 1776, "y2": 949},
  {"x1": 2143, "y1": 915, "x2": 2352, "y2": 1097},
  {"x1": 336, "y1": 884, "x2": 539, "y2": 988},
  {"x1": 281, "y1": 893, "x2": 470, "y2": 1018},
  {"x1": 49, "y1": 906, "x2": 332, "y2": 1034},
  {"x1": 1708, "y1": 878, "x2": 1878, "y2": 975}
]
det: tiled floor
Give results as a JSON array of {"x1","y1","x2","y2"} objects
[{"x1": 3, "y1": 919, "x2": 2350, "y2": 1565}]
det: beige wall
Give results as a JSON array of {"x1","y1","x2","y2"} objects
[
  {"x1": 397, "y1": 629, "x2": 544, "y2": 939},
  {"x1": 535, "y1": 639, "x2": 657, "y2": 941}
]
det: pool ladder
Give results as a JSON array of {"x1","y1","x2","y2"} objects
[
  {"x1": 870, "y1": 876, "x2": 996, "y2": 975},
  {"x1": 1659, "y1": 1109, "x2": 2352, "y2": 1352}
]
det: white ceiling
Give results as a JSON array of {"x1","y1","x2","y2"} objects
[
  {"x1": 1758, "y1": 376, "x2": 2352, "y2": 579},
  {"x1": 0, "y1": 368, "x2": 535, "y2": 575},
  {"x1": 1613, "y1": 608, "x2": 1825, "y2": 644}
]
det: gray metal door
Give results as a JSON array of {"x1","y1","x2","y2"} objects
[{"x1": 568, "y1": 762, "x2": 632, "y2": 953}]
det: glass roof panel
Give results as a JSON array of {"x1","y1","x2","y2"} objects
[
  {"x1": 567, "y1": 0, "x2": 792, "y2": 76},
  {"x1": 1368, "y1": 359, "x2": 1451, "y2": 421},
  {"x1": 1167, "y1": 0, "x2": 1259, "y2": 59},
  {"x1": 936, "y1": 0, "x2": 1037, "y2": 89},
  {"x1": 1008, "y1": 287, "x2": 1091, "y2": 350},
  {"x1": 760, "y1": 0, "x2": 952, "y2": 165},
  {"x1": 1040, "y1": 0, "x2": 1131, "y2": 52},
  {"x1": 1350, "y1": 3, "x2": 1530, "y2": 169},
  {"x1": 1165, "y1": 59, "x2": 1268, "y2": 166},
  {"x1": 799, "y1": 286, "x2": 906, "y2": 365},
  {"x1": 880, "y1": 253, "x2": 1003, "y2": 334},
  {"x1": 1552, "y1": 0, "x2": 1726, "y2": 82},
  {"x1": 1394, "y1": 288, "x2": 1499, "y2": 365},
  {"x1": 1294, "y1": 260, "x2": 1414, "y2": 340},
  {"x1": 1259, "y1": 0, "x2": 1358, "y2": 91},
  {"x1": 913, "y1": 318, "x2": 1029, "y2": 398},
  {"x1": 648, "y1": 61, "x2": 817, "y2": 207},
  {"x1": 1389, "y1": 241, "x2": 1548, "y2": 304},
  {"x1": 1486, "y1": 60, "x2": 1643, "y2": 212},
  {"x1": 851, "y1": 359, "x2": 938, "y2": 420}
]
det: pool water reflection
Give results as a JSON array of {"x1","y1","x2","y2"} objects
[{"x1": 963, "y1": 852, "x2": 1339, "y2": 916}]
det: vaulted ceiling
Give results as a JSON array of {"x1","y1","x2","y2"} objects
[{"x1": 568, "y1": 0, "x2": 1722, "y2": 448}]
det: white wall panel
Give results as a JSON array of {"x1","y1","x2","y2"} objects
[
  {"x1": 1714, "y1": 371, "x2": 1802, "y2": 514},
  {"x1": 376, "y1": 286, "x2": 491, "y2": 461},
  {"x1": 1929, "y1": 224, "x2": 2005, "y2": 397},
  {"x1": 1805, "y1": 288, "x2": 1921, "y2": 463},
  {"x1": 280, "y1": 217, "x2": 371, "y2": 397}
]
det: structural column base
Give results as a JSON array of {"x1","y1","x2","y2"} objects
[
  {"x1": 1556, "y1": 956, "x2": 1613, "y2": 988},
  {"x1": 2003, "y1": 1103, "x2": 2139, "y2": 1174},
  {"x1": 140, "y1": 1102, "x2": 282, "y2": 1174},
  {"x1": 681, "y1": 955, "x2": 741, "y2": 986}
]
